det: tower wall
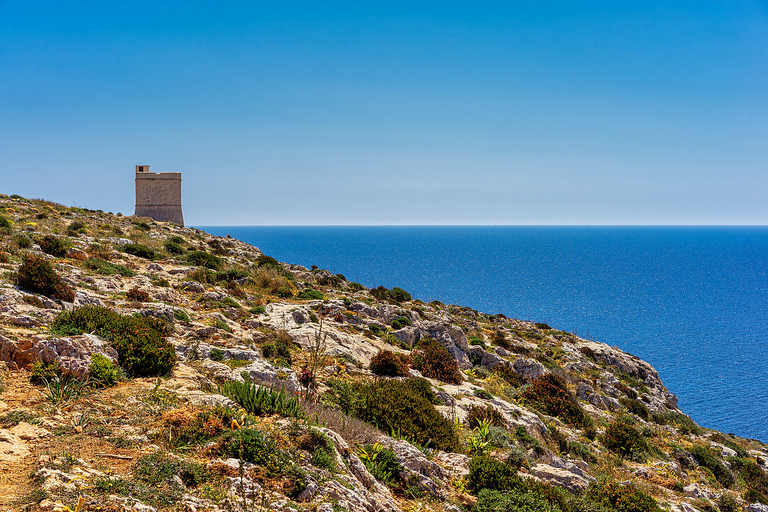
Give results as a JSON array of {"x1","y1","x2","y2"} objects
[{"x1": 134, "y1": 165, "x2": 184, "y2": 225}]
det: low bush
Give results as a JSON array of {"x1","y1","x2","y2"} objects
[
  {"x1": 326, "y1": 378, "x2": 458, "y2": 452},
  {"x1": 620, "y1": 397, "x2": 650, "y2": 420},
  {"x1": 689, "y1": 445, "x2": 734, "y2": 488},
  {"x1": 133, "y1": 451, "x2": 209, "y2": 491},
  {"x1": 163, "y1": 240, "x2": 185, "y2": 254},
  {"x1": 84, "y1": 258, "x2": 135, "y2": 277},
  {"x1": 162, "y1": 406, "x2": 235, "y2": 447},
  {"x1": 89, "y1": 354, "x2": 118, "y2": 386},
  {"x1": 185, "y1": 250, "x2": 221, "y2": 269},
  {"x1": 493, "y1": 363, "x2": 521, "y2": 387},
  {"x1": 16, "y1": 255, "x2": 75, "y2": 302},
  {"x1": 468, "y1": 336, "x2": 485, "y2": 347},
  {"x1": 51, "y1": 306, "x2": 175, "y2": 377},
  {"x1": 209, "y1": 348, "x2": 225, "y2": 361},
  {"x1": 261, "y1": 335, "x2": 293, "y2": 367},
  {"x1": 520, "y1": 374, "x2": 587, "y2": 427},
  {"x1": 474, "y1": 488, "x2": 560, "y2": 512},
  {"x1": 601, "y1": 417, "x2": 651, "y2": 461},
  {"x1": 370, "y1": 286, "x2": 411, "y2": 303},
  {"x1": 411, "y1": 336, "x2": 462, "y2": 384},
  {"x1": 369, "y1": 349, "x2": 410, "y2": 377},
  {"x1": 39, "y1": 235, "x2": 70, "y2": 257},
  {"x1": 217, "y1": 427, "x2": 289, "y2": 476},
  {"x1": 357, "y1": 443, "x2": 403, "y2": 485},
  {"x1": 474, "y1": 388, "x2": 493, "y2": 400},
  {"x1": 731, "y1": 457, "x2": 768, "y2": 504},
  {"x1": 391, "y1": 316, "x2": 412, "y2": 330},
  {"x1": 0, "y1": 215, "x2": 12, "y2": 231},
  {"x1": 217, "y1": 381, "x2": 303, "y2": 418},
  {"x1": 174, "y1": 309, "x2": 191, "y2": 322},
  {"x1": 30, "y1": 360, "x2": 61, "y2": 384},
  {"x1": 297, "y1": 429, "x2": 336, "y2": 472},
  {"x1": 126, "y1": 288, "x2": 151, "y2": 302},
  {"x1": 650, "y1": 411, "x2": 701, "y2": 435},
  {"x1": 466, "y1": 404, "x2": 504, "y2": 429},
  {"x1": 65, "y1": 221, "x2": 87, "y2": 237},
  {"x1": 14, "y1": 233, "x2": 32, "y2": 248},
  {"x1": 586, "y1": 481, "x2": 663, "y2": 512},
  {"x1": 124, "y1": 243, "x2": 157, "y2": 260},
  {"x1": 296, "y1": 289, "x2": 325, "y2": 300},
  {"x1": 466, "y1": 455, "x2": 518, "y2": 494}
]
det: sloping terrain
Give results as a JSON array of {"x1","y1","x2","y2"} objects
[{"x1": 0, "y1": 194, "x2": 766, "y2": 512}]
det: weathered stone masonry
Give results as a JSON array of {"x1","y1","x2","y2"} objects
[{"x1": 134, "y1": 165, "x2": 184, "y2": 226}]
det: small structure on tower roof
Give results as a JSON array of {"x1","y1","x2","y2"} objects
[{"x1": 134, "y1": 165, "x2": 184, "y2": 226}]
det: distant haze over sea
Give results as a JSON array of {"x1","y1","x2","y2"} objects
[{"x1": 200, "y1": 225, "x2": 768, "y2": 442}]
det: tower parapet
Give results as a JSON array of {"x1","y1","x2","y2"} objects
[{"x1": 134, "y1": 165, "x2": 184, "y2": 226}]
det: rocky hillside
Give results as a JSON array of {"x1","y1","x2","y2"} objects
[{"x1": 0, "y1": 194, "x2": 766, "y2": 512}]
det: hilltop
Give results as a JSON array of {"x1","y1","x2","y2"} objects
[{"x1": 0, "y1": 194, "x2": 766, "y2": 512}]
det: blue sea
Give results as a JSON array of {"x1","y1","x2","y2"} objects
[{"x1": 200, "y1": 226, "x2": 768, "y2": 442}]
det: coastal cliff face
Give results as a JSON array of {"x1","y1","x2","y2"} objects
[{"x1": 0, "y1": 195, "x2": 766, "y2": 512}]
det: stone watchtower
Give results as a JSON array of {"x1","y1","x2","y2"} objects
[{"x1": 134, "y1": 165, "x2": 184, "y2": 226}]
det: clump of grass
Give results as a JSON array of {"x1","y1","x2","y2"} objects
[
  {"x1": 84, "y1": 258, "x2": 135, "y2": 277},
  {"x1": 217, "y1": 381, "x2": 304, "y2": 418}
]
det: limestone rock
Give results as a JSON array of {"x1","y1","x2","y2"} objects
[
  {"x1": 748, "y1": 504, "x2": 768, "y2": 512},
  {"x1": 179, "y1": 281, "x2": 206, "y2": 293},
  {"x1": 0, "y1": 333, "x2": 117, "y2": 379},
  {"x1": 239, "y1": 360, "x2": 299, "y2": 391},
  {"x1": 65, "y1": 248, "x2": 88, "y2": 261},
  {"x1": 513, "y1": 357, "x2": 546, "y2": 381},
  {"x1": 0, "y1": 428, "x2": 30, "y2": 463},
  {"x1": 529, "y1": 464, "x2": 590, "y2": 493}
]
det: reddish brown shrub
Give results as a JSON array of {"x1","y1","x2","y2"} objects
[
  {"x1": 369, "y1": 349, "x2": 410, "y2": 377},
  {"x1": 126, "y1": 288, "x2": 151, "y2": 302},
  {"x1": 16, "y1": 255, "x2": 75, "y2": 302},
  {"x1": 411, "y1": 336, "x2": 462, "y2": 384},
  {"x1": 520, "y1": 373, "x2": 587, "y2": 427}
]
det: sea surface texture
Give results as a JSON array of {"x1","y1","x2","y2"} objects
[{"x1": 201, "y1": 226, "x2": 768, "y2": 442}]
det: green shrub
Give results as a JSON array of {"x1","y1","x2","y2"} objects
[
  {"x1": 254, "y1": 254, "x2": 281, "y2": 268},
  {"x1": 0, "y1": 215, "x2": 12, "y2": 230},
  {"x1": 217, "y1": 381, "x2": 303, "y2": 418},
  {"x1": 467, "y1": 455, "x2": 518, "y2": 494},
  {"x1": 369, "y1": 349, "x2": 410, "y2": 377},
  {"x1": 411, "y1": 336, "x2": 462, "y2": 384},
  {"x1": 210, "y1": 348, "x2": 225, "y2": 361},
  {"x1": 39, "y1": 235, "x2": 70, "y2": 257},
  {"x1": 163, "y1": 240, "x2": 185, "y2": 254},
  {"x1": 51, "y1": 306, "x2": 175, "y2": 377},
  {"x1": 22, "y1": 295, "x2": 44, "y2": 308},
  {"x1": 296, "y1": 289, "x2": 325, "y2": 300},
  {"x1": 329, "y1": 378, "x2": 458, "y2": 452},
  {"x1": 14, "y1": 233, "x2": 32, "y2": 248},
  {"x1": 468, "y1": 336, "x2": 486, "y2": 347},
  {"x1": 474, "y1": 488, "x2": 560, "y2": 512},
  {"x1": 717, "y1": 493, "x2": 739, "y2": 512},
  {"x1": 65, "y1": 221, "x2": 87, "y2": 237},
  {"x1": 250, "y1": 305, "x2": 266, "y2": 315},
  {"x1": 188, "y1": 268, "x2": 216, "y2": 284},
  {"x1": 601, "y1": 418, "x2": 651, "y2": 461},
  {"x1": 84, "y1": 258, "x2": 136, "y2": 277},
  {"x1": 689, "y1": 445, "x2": 734, "y2": 488},
  {"x1": 650, "y1": 411, "x2": 701, "y2": 435},
  {"x1": 166, "y1": 406, "x2": 236, "y2": 447},
  {"x1": 620, "y1": 397, "x2": 650, "y2": 420},
  {"x1": 173, "y1": 309, "x2": 191, "y2": 322},
  {"x1": 218, "y1": 427, "x2": 289, "y2": 475},
  {"x1": 730, "y1": 457, "x2": 768, "y2": 504},
  {"x1": 89, "y1": 354, "x2": 118, "y2": 386},
  {"x1": 391, "y1": 316, "x2": 412, "y2": 330},
  {"x1": 16, "y1": 255, "x2": 75, "y2": 302},
  {"x1": 124, "y1": 243, "x2": 157, "y2": 260},
  {"x1": 30, "y1": 360, "x2": 61, "y2": 384},
  {"x1": 261, "y1": 336, "x2": 293, "y2": 367},
  {"x1": 586, "y1": 481, "x2": 663, "y2": 512},
  {"x1": 493, "y1": 363, "x2": 521, "y2": 387},
  {"x1": 357, "y1": 444, "x2": 403, "y2": 485},
  {"x1": 474, "y1": 388, "x2": 493, "y2": 400},
  {"x1": 520, "y1": 374, "x2": 587, "y2": 427},
  {"x1": 389, "y1": 287, "x2": 411, "y2": 302},
  {"x1": 132, "y1": 451, "x2": 209, "y2": 491},
  {"x1": 132, "y1": 221, "x2": 151, "y2": 231},
  {"x1": 466, "y1": 404, "x2": 504, "y2": 429},
  {"x1": 275, "y1": 286, "x2": 294, "y2": 298},
  {"x1": 298, "y1": 429, "x2": 336, "y2": 472}
]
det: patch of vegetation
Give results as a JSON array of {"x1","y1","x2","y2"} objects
[
  {"x1": 84, "y1": 258, "x2": 136, "y2": 277},
  {"x1": 466, "y1": 404, "x2": 504, "y2": 429},
  {"x1": 16, "y1": 255, "x2": 75, "y2": 302},
  {"x1": 89, "y1": 353, "x2": 118, "y2": 386},
  {"x1": 261, "y1": 333, "x2": 293, "y2": 367},
  {"x1": 411, "y1": 336, "x2": 462, "y2": 384},
  {"x1": 601, "y1": 417, "x2": 652, "y2": 461},
  {"x1": 467, "y1": 455, "x2": 518, "y2": 494},
  {"x1": 520, "y1": 374, "x2": 589, "y2": 428},
  {"x1": 369, "y1": 349, "x2": 410, "y2": 377},
  {"x1": 65, "y1": 221, "x2": 87, "y2": 237},
  {"x1": 730, "y1": 457, "x2": 768, "y2": 504},
  {"x1": 325, "y1": 377, "x2": 459, "y2": 452},
  {"x1": 124, "y1": 243, "x2": 158, "y2": 260},
  {"x1": 689, "y1": 445, "x2": 734, "y2": 488},
  {"x1": 620, "y1": 397, "x2": 650, "y2": 420},
  {"x1": 391, "y1": 316, "x2": 412, "y2": 330},
  {"x1": 217, "y1": 381, "x2": 303, "y2": 418},
  {"x1": 51, "y1": 306, "x2": 176, "y2": 377},
  {"x1": 370, "y1": 285, "x2": 412, "y2": 303},
  {"x1": 174, "y1": 309, "x2": 191, "y2": 322},
  {"x1": 296, "y1": 289, "x2": 325, "y2": 300},
  {"x1": 126, "y1": 287, "x2": 152, "y2": 302},
  {"x1": 586, "y1": 481, "x2": 663, "y2": 512},
  {"x1": 356, "y1": 443, "x2": 404, "y2": 486},
  {"x1": 217, "y1": 427, "x2": 290, "y2": 476},
  {"x1": 650, "y1": 411, "x2": 701, "y2": 435},
  {"x1": 39, "y1": 235, "x2": 70, "y2": 257}
]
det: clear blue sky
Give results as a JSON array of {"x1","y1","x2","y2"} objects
[{"x1": 1, "y1": 1, "x2": 767, "y2": 225}]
